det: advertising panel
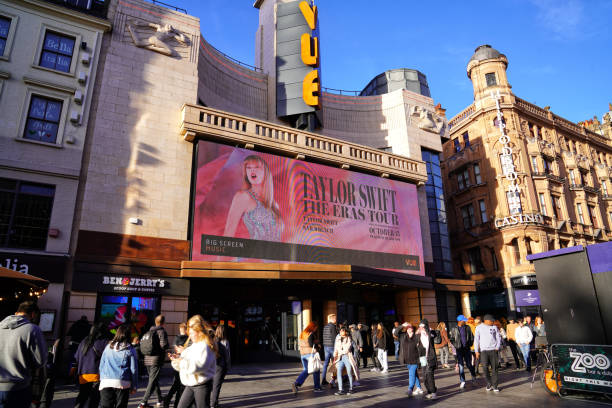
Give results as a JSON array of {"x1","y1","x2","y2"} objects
[
  {"x1": 192, "y1": 141, "x2": 424, "y2": 274},
  {"x1": 514, "y1": 289, "x2": 541, "y2": 306},
  {"x1": 552, "y1": 344, "x2": 612, "y2": 394}
]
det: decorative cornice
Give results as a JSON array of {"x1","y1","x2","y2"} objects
[{"x1": 23, "y1": 76, "x2": 76, "y2": 94}]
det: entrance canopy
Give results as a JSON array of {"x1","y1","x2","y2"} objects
[{"x1": 181, "y1": 261, "x2": 433, "y2": 289}]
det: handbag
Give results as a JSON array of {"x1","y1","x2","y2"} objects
[
  {"x1": 419, "y1": 356, "x2": 428, "y2": 367},
  {"x1": 307, "y1": 346, "x2": 322, "y2": 374}
]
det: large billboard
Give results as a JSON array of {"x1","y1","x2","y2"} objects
[{"x1": 192, "y1": 141, "x2": 424, "y2": 274}]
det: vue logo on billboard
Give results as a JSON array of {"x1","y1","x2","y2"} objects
[{"x1": 299, "y1": 1, "x2": 320, "y2": 108}]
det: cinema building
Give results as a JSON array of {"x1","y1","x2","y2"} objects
[
  {"x1": 442, "y1": 45, "x2": 612, "y2": 317},
  {"x1": 65, "y1": 0, "x2": 467, "y2": 361}
]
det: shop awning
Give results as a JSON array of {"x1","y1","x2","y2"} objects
[
  {"x1": 180, "y1": 261, "x2": 433, "y2": 289},
  {"x1": 435, "y1": 278, "x2": 476, "y2": 292},
  {"x1": 0, "y1": 266, "x2": 49, "y2": 288}
]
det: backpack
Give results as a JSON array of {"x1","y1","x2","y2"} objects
[
  {"x1": 140, "y1": 329, "x2": 161, "y2": 356},
  {"x1": 433, "y1": 330, "x2": 442, "y2": 345}
]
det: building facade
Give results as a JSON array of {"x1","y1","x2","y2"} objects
[
  {"x1": 443, "y1": 45, "x2": 612, "y2": 317},
  {"x1": 581, "y1": 104, "x2": 612, "y2": 140},
  {"x1": 0, "y1": 0, "x2": 110, "y2": 334}
]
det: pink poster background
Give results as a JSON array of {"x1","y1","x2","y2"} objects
[{"x1": 192, "y1": 141, "x2": 424, "y2": 275}]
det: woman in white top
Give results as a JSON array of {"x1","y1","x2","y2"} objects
[{"x1": 170, "y1": 315, "x2": 217, "y2": 408}]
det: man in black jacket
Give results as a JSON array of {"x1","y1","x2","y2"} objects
[
  {"x1": 321, "y1": 314, "x2": 337, "y2": 386},
  {"x1": 448, "y1": 314, "x2": 476, "y2": 389},
  {"x1": 349, "y1": 324, "x2": 363, "y2": 368},
  {"x1": 139, "y1": 315, "x2": 169, "y2": 408}
]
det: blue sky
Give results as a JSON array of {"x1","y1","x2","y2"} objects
[{"x1": 185, "y1": 0, "x2": 611, "y2": 122}]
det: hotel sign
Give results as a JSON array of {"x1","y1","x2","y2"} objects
[{"x1": 276, "y1": 1, "x2": 321, "y2": 117}]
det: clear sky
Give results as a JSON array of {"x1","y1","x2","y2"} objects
[{"x1": 184, "y1": 0, "x2": 611, "y2": 122}]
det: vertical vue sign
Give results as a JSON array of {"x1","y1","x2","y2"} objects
[{"x1": 276, "y1": 1, "x2": 321, "y2": 117}]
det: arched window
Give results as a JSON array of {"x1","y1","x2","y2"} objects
[{"x1": 510, "y1": 238, "x2": 521, "y2": 266}]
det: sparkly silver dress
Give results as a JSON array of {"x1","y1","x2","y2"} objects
[{"x1": 242, "y1": 191, "x2": 283, "y2": 241}]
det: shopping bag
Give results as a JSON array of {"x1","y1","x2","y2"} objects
[
  {"x1": 419, "y1": 356, "x2": 428, "y2": 367},
  {"x1": 308, "y1": 346, "x2": 322, "y2": 373}
]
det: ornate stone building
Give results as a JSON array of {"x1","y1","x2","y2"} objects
[
  {"x1": 443, "y1": 45, "x2": 612, "y2": 316},
  {"x1": 580, "y1": 104, "x2": 612, "y2": 139}
]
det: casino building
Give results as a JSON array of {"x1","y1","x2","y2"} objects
[
  {"x1": 442, "y1": 45, "x2": 612, "y2": 317},
  {"x1": 59, "y1": 0, "x2": 469, "y2": 361}
]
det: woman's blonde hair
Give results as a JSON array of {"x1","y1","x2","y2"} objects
[
  {"x1": 187, "y1": 315, "x2": 219, "y2": 357},
  {"x1": 436, "y1": 321, "x2": 446, "y2": 331},
  {"x1": 242, "y1": 155, "x2": 280, "y2": 219}
]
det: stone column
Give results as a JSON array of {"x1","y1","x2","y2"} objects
[
  {"x1": 302, "y1": 299, "x2": 312, "y2": 327},
  {"x1": 461, "y1": 292, "x2": 472, "y2": 318}
]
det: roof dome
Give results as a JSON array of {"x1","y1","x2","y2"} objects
[{"x1": 468, "y1": 44, "x2": 503, "y2": 63}]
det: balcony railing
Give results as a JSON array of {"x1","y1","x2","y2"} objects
[
  {"x1": 546, "y1": 173, "x2": 565, "y2": 184},
  {"x1": 584, "y1": 185, "x2": 599, "y2": 194},
  {"x1": 448, "y1": 104, "x2": 475, "y2": 130},
  {"x1": 569, "y1": 183, "x2": 584, "y2": 191},
  {"x1": 180, "y1": 104, "x2": 428, "y2": 184}
]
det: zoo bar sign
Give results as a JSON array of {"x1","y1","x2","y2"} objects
[{"x1": 552, "y1": 344, "x2": 612, "y2": 394}]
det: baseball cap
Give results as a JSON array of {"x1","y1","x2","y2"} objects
[
  {"x1": 456, "y1": 314, "x2": 468, "y2": 322},
  {"x1": 483, "y1": 314, "x2": 495, "y2": 322}
]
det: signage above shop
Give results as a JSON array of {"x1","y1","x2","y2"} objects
[
  {"x1": 494, "y1": 213, "x2": 545, "y2": 228},
  {"x1": 72, "y1": 272, "x2": 190, "y2": 297},
  {"x1": 1, "y1": 252, "x2": 67, "y2": 283},
  {"x1": 511, "y1": 274, "x2": 538, "y2": 287},
  {"x1": 515, "y1": 289, "x2": 541, "y2": 306},
  {"x1": 475, "y1": 278, "x2": 504, "y2": 291}
]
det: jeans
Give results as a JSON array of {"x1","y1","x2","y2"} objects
[
  {"x1": 100, "y1": 388, "x2": 130, "y2": 408},
  {"x1": 141, "y1": 364, "x2": 163, "y2": 404},
  {"x1": 519, "y1": 344, "x2": 531, "y2": 370},
  {"x1": 456, "y1": 347, "x2": 475, "y2": 383},
  {"x1": 74, "y1": 381, "x2": 100, "y2": 408},
  {"x1": 394, "y1": 341, "x2": 400, "y2": 360},
  {"x1": 438, "y1": 346, "x2": 449, "y2": 365},
  {"x1": 295, "y1": 353, "x2": 321, "y2": 389},
  {"x1": 480, "y1": 350, "x2": 499, "y2": 388},
  {"x1": 407, "y1": 364, "x2": 421, "y2": 391},
  {"x1": 322, "y1": 346, "x2": 334, "y2": 382},
  {"x1": 0, "y1": 386, "x2": 31, "y2": 408},
  {"x1": 211, "y1": 365, "x2": 227, "y2": 407},
  {"x1": 177, "y1": 380, "x2": 212, "y2": 408},
  {"x1": 377, "y1": 349, "x2": 388, "y2": 371},
  {"x1": 336, "y1": 354, "x2": 354, "y2": 391}
]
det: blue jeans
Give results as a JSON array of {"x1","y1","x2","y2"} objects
[
  {"x1": 295, "y1": 353, "x2": 321, "y2": 389},
  {"x1": 456, "y1": 347, "x2": 475, "y2": 383},
  {"x1": 394, "y1": 341, "x2": 400, "y2": 360},
  {"x1": 0, "y1": 387, "x2": 31, "y2": 408},
  {"x1": 336, "y1": 354, "x2": 354, "y2": 391},
  {"x1": 407, "y1": 364, "x2": 421, "y2": 391},
  {"x1": 322, "y1": 346, "x2": 334, "y2": 382},
  {"x1": 519, "y1": 344, "x2": 531, "y2": 369}
]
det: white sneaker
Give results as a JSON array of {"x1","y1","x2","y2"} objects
[
  {"x1": 380, "y1": 369, "x2": 388, "y2": 374},
  {"x1": 425, "y1": 393, "x2": 437, "y2": 400},
  {"x1": 486, "y1": 385, "x2": 493, "y2": 391},
  {"x1": 459, "y1": 381, "x2": 466, "y2": 389},
  {"x1": 414, "y1": 388, "x2": 424, "y2": 395}
]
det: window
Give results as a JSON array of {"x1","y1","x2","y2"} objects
[
  {"x1": 569, "y1": 169, "x2": 576, "y2": 185},
  {"x1": 530, "y1": 156, "x2": 538, "y2": 173},
  {"x1": 39, "y1": 31, "x2": 75, "y2": 73},
  {"x1": 461, "y1": 204, "x2": 475, "y2": 229},
  {"x1": 577, "y1": 203, "x2": 585, "y2": 224},
  {"x1": 453, "y1": 138, "x2": 461, "y2": 152},
  {"x1": 23, "y1": 95, "x2": 63, "y2": 143},
  {"x1": 468, "y1": 247, "x2": 484, "y2": 274},
  {"x1": 609, "y1": 212, "x2": 612, "y2": 227},
  {"x1": 478, "y1": 199, "x2": 488, "y2": 223},
  {"x1": 551, "y1": 195, "x2": 561, "y2": 218},
  {"x1": 588, "y1": 206, "x2": 597, "y2": 227},
  {"x1": 462, "y1": 131, "x2": 470, "y2": 147},
  {"x1": 602, "y1": 180, "x2": 608, "y2": 196},
  {"x1": 506, "y1": 191, "x2": 522, "y2": 215},
  {"x1": 98, "y1": 295, "x2": 159, "y2": 338},
  {"x1": 474, "y1": 164, "x2": 482, "y2": 184},
  {"x1": 489, "y1": 248, "x2": 499, "y2": 271},
  {"x1": 457, "y1": 168, "x2": 470, "y2": 190},
  {"x1": 0, "y1": 16, "x2": 10, "y2": 57},
  {"x1": 525, "y1": 238, "x2": 533, "y2": 256},
  {"x1": 493, "y1": 116, "x2": 505, "y2": 129},
  {"x1": 510, "y1": 238, "x2": 521, "y2": 265},
  {"x1": 0, "y1": 178, "x2": 55, "y2": 250},
  {"x1": 485, "y1": 72, "x2": 497, "y2": 87},
  {"x1": 543, "y1": 159, "x2": 553, "y2": 174},
  {"x1": 538, "y1": 193, "x2": 547, "y2": 216}
]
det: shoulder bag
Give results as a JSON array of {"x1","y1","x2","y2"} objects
[{"x1": 307, "y1": 346, "x2": 322, "y2": 374}]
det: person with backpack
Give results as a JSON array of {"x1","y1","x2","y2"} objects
[
  {"x1": 434, "y1": 322, "x2": 450, "y2": 369},
  {"x1": 74, "y1": 322, "x2": 109, "y2": 408},
  {"x1": 99, "y1": 324, "x2": 138, "y2": 408},
  {"x1": 139, "y1": 315, "x2": 169, "y2": 408}
]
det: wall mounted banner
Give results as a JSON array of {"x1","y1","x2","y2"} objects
[
  {"x1": 192, "y1": 141, "x2": 424, "y2": 274},
  {"x1": 514, "y1": 289, "x2": 540, "y2": 306},
  {"x1": 552, "y1": 344, "x2": 612, "y2": 394}
]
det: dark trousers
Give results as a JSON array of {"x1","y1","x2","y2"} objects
[
  {"x1": 99, "y1": 388, "x2": 130, "y2": 408},
  {"x1": 0, "y1": 386, "x2": 31, "y2": 408},
  {"x1": 211, "y1": 366, "x2": 227, "y2": 407},
  {"x1": 472, "y1": 351, "x2": 480, "y2": 374},
  {"x1": 420, "y1": 366, "x2": 436, "y2": 394},
  {"x1": 456, "y1": 347, "x2": 476, "y2": 382},
  {"x1": 74, "y1": 381, "x2": 100, "y2": 408},
  {"x1": 480, "y1": 350, "x2": 499, "y2": 388},
  {"x1": 361, "y1": 347, "x2": 370, "y2": 368},
  {"x1": 353, "y1": 349, "x2": 361, "y2": 368},
  {"x1": 141, "y1": 364, "x2": 163, "y2": 404},
  {"x1": 371, "y1": 349, "x2": 382, "y2": 369},
  {"x1": 507, "y1": 340, "x2": 522, "y2": 367},
  {"x1": 165, "y1": 371, "x2": 184, "y2": 408},
  {"x1": 177, "y1": 380, "x2": 212, "y2": 408}
]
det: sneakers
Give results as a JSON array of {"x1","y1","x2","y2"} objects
[
  {"x1": 347, "y1": 389, "x2": 354, "y2": 395},
  {"x1": 486, "y1": 385, "x2": 493, "y2": 391},
  {"x1": 321, "y1": 380, "x2": 329, "y2": 386},
  {"x1": 334, "y1": 390, "x2": 345, "y2": 396},
  {"x1": 380, "y1": 369, "x2": 389, "y2": 374},
  {"x1": 425, "y1": 393, "x2": 437, "y2": 400},
  {"x1": 459, "y1": 381, "x2": 466, "y2": 389},
  {"x1": 493, "y1": 388, "x2": 500, "y2": 393},
  {"x1": 314, "y1": 388, "x2": 323, "y2": 393},
  {"x1": 370, "y1": 368, "x2": 379, "y2": 372},
  {"x1": 413, "y1": 388, "x2": 424, "y2": 395},
  {"x1": 291, "y1": 383, "x2": 298, "y2": 395}
]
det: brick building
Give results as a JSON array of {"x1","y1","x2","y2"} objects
[{"x1": 443, "y1": 45, "x2": 612, "y2": 316}]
